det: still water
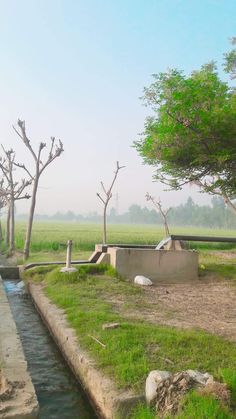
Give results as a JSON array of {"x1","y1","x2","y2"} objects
[{"x1": 4, "y1": 280, "x2": 97, "y2": 419}]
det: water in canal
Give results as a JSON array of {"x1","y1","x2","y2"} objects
[{"x1": 4, "y1": 280, "x2": 97, "y2": 419}]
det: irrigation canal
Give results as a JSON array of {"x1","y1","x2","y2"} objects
[{"x1": 4, "y1": 280, "x2": 97, "y2": 419}]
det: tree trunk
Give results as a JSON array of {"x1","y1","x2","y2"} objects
[
  {"x1": 9, "y1": 197, "x2": 15, "y2": 255},
  {"x1": 164, "y1": 220, "x2": 170, "y2": 237},
  {"x1": 223, "y1": 194, "x2": 236, "y2": 215},
  {"x1": 103, "y1": 203, "x2": 108, "y2": 244},
  {"x1": 0, "y1": 218, "x2": 3, "y2": 252},
  {"x1": 24, "y1": 177, "x2": 39, "y2": 260},
  {"x1": 5, "y1": 206, "x2": 10, "y2": 247}
]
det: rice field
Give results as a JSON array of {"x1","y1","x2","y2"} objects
[{"x1": 9, "y1": 221, "x2": 236, "y2": 263}]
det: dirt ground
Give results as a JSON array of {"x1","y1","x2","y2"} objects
[{"x1": 108, "y1": 275, "x2": 236, "y2": 343}]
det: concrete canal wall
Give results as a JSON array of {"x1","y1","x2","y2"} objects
[{"x1": 0, "y1": 277, "x2": 39, "y2": 419}]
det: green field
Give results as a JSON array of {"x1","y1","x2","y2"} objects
[{"x1": 5, "y1": 221, "x2": 236, "y2": 263}]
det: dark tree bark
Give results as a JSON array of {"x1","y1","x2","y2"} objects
[
  {"x1": 5, "y1": 205, "x2": 10, "y2": 247},
  {"x1": 0, "y1": 148, "x2": 31, "y2": 255}
]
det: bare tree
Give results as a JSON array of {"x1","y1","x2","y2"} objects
[
  {"x1": 0, "y1": 180, "x2": 11, "y2": 247},
  {"x1": 0, "y1": 148, "x2": 31, "y2": 255},
  {"x1": 13, "y1": 120, "x2": 64, "y2": 260},
  {"x1": 0, "y1": 194, "x2": 8, "y2": 250},
  {"x1": 97, "y1": 161, "x2": 125, "y2": 244},
  {"x1": 146, "y1": 192, "x2": 171, "y2": 237}
]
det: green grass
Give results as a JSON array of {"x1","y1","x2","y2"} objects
[
  {"x1": 220, "y1": 369, "x2": 236, "y2": 408},
  {"x1": 24, "y1": 265, "x2": 236, "y2": 418},
  {"x1": 6, "y1": 221, "x2": 236, "y2": 263},
  {"x1": 129, "y1": 394, "x2": 234, "y2": 419},
  {"x1": 199, "y1": 250, "x2": 236, "y2": 282},
  {"x1": 176, "y1": 391, "x2": 233, "y2": 419}
]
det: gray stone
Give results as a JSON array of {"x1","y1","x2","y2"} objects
[
  {"x1": 186, "y1": 370, "x2": 213, "y2": 385},
  {"x1": 145, "y1": 369, "x2": 217, "y2": 416},
  {"x1": 60, "y1": 267, "x2": 77, "y2": 273},
  {"x1": 134, "y1": 275, "x2": 153, "y2": 286},
  {"x1": 145, "y1": 370, "x2": 172, "y2": 405},
  {"x1": 17, "y1": 280, "x2": 25, "y2": 290}
]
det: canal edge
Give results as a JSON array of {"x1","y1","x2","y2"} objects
[
  {"x1": 28, "y1": 282, "x2": 144, "y2": 419},
  {"x1": 0, "y1": 276, "x2": 39, "y2": 419}
]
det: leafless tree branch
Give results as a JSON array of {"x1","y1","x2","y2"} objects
[
  {"x1": 97, "y1": 161, "x2": 125, "y2": 244},
  {"x1": 146, "y1": 192, "x2": 171, "y2": 237}
]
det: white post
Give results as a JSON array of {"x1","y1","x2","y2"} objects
[
  {"x1": 60, "y1": 239, "x2": 77, "y2": 273},
  {"x1": 66, "y1": 239, "x2": 73, "y2": 268}
]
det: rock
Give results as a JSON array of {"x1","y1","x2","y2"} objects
[
  {"x1": 134, "y1": 276, "x2": 153, "y2": 286},
  {"x1": 102, "y1": 322, "x2": 120, "y2": 330},
  {"x1": 60, "y1": 267, "x2": 77, "y2": 273},
  {"x1": 145, "y1": 370, "x2": 172, "y2": 406},
  {"x1": 17, "y1": 281, "x2": 25, "y2": 290},
  {"x1": 0, "y1": 374, "x2": 13, "y2": 401},
  {"x1": 186, "y1": 369, "x2": 213, "y2": 386},
  {"x1": 145, "y1": 369, "x2": 225, "y2": 417}
]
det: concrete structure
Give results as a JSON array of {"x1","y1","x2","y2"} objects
[
  {"x1": 0, "y1": 266, "x2": 19, "y2": 279},
  {"x1": 60, "y1": 239, "x2": 77, "y2": 273},
  {"x1": 0, "y1": 277, "x2": 39, "y2": 418},
  {"x1": 95, "y1": 245, "x2": 198, "y2": 283}
]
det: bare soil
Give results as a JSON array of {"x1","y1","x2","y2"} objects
[{"x1": 108, "y1": 276, "x2": 236, "y2": 342}]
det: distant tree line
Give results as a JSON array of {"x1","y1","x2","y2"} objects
[{"x1": 14, "y1": 196, "x2": 236, "y2": 229}]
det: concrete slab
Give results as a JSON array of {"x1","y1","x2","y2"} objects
[{"x1": 107, "y1": 248, "x2": 199, "y2": 283}]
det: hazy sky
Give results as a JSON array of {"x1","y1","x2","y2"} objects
[{"x1": 0, "y1": 0, "x2": 235, "y2": 215}]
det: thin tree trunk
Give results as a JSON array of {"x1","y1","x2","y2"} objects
[
  {"x1": 0, "y1": 218, "x2": 3, "y2": 251},
  {"x1": 223, "y1": 194, "x2": 236, "y2": 215},
  {"x1": 9, "y1": 197, "x2": 15, "y2": 255},
  {"x1": 164, "y1": 220, "x2": 170, "y2": 237},
  {"x1": 5, "y1": 206, "x2": 10, "y2": 247},
  {"x1": 103, "y1": 204, "x2": 108, "y2": 244},
  {"x1": 24, "y1": 177, "x2": 38, "y2": 260}
]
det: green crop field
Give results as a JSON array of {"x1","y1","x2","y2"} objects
[{"x1": 6, "y1": 221, "x2": 236, "y2": 264}]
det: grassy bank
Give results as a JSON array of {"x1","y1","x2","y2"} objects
[{"x1": 23, "y1": 264, "x2": 236, "y2": 418}]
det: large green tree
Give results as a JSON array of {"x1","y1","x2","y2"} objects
[
  {"x1": 224, "y1": 37, "x2": 236, "y2": 79},
  {"x1": 134, "y1": 44, "x2": 236, "y2": 213}
]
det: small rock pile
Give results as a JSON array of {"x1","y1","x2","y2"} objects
[{"x1": 146, "y1": 369, "x2": 230, "y2": 417}]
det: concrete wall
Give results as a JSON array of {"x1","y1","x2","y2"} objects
[
  {"x1": 107, "y1": 248, "x2": 198, "y2": 283},
  {"x1": 0, "y1": 266, "x2": 19, "y2": 279}
]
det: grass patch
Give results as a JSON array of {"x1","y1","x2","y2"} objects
[
  {"x1": 129, "y1": 394, "x2": 234, "y2": 419},
  {"x1": 220, "y1": 369, "x2": 236, "y2": 408},
  {"x1": 129, "y1": 403, "x2": 156, "y2": 419},
  {"x1": 199, "y1": 251, "x2": 236, "y2": 282},
  {"x1": 176, "y1": 391, "x2": 233, "y2": 419},
  {"x1": 27, "y1": 266, "x2": 236, "y2": 398},
  {"x1": 22, "y1": 265, "x2": 57, "y2": 282}
]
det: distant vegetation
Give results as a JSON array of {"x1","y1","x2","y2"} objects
[{"x1": 15, "y1": 196, "x2": 236, "y2": 229}]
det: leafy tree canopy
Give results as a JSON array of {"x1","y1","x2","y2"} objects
[
  {"x1": 134, "y1": 43, "x2": 236, "y2": 207},
  {"x1": 224, "y1": 37, "x2": 236, "y2": 79}
]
